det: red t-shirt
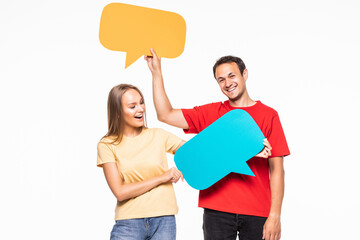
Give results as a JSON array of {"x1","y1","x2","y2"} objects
[{"x1": 181, "y1": 100, "x2": 290, "y2": 217}]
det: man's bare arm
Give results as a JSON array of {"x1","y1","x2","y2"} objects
[
  {"x1": 144, "y1": 48, "x2": 189, "y2": 129},
  {"x1": 262, "y1": 156, "x2": 284, "y2": 240}
]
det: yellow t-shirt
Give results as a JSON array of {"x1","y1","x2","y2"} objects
[{"x1": 97, "y1": 128, "x2": 183, "y2": 220}]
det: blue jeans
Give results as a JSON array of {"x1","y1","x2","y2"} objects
[
  {"x1": 110, "y1": 215, "x2": 176, "y2": 240},
  {"x1": 203, "y1": 208, "x2": 267, "y2": 240}
]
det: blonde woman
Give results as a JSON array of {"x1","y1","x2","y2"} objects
[{"x1": 97, "y1": 84, "x2": 185, "y2": 240}]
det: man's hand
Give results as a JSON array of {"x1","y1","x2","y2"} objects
[
  {"x1": 144, "y1": 48, "x2": 162, "y2": 76},
  {"x1": 262, "y1": 214, "x2": 281, "y2": 240},
  {"x1": 256, "y1": 138, "x2": 272, "y2": 158}
]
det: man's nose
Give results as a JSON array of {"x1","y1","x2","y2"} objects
[{"x1": 225, "y1": 78, "x2": 232, "y2": 87}]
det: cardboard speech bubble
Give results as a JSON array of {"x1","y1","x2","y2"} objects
[
  {"x1": 174, "y1": 110, "x2": 265, "y2": 190},
  {"x1": 99, "y1": 3, "x2": 186, "y2": 68}
]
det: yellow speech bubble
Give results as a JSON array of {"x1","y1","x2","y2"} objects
[{"x1": 99, "y1": 3, "x2": 186, "y2": 68}]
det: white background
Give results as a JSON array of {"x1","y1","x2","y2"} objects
[{"x1": 1, "y1": 0, "x2": 359, "y2": 239}]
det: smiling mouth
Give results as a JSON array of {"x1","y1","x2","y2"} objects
[
  {"x1": 134, "y1": 115, "x2": 143, "y2": 120},
  {"x1": 226, "y1": 86, "x2": 236, "y2": 92}
]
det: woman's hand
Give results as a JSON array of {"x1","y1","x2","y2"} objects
[
  {"x1": 161, "y1": 167, "x2": 184, "y2": 183},
  {"x1": 103, "y1": 163, "x2": 182, "y2": 202},
  {"x1": 255, "y1": 139, "x2": 272, "y2": 158}
]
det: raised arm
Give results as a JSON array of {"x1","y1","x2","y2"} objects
[
  {"x1": 144, "y1": 48, "x2": 189, "y2": 129},
  {"x1": 103, "y1": 163, "x2": 183, "y2": 202}
]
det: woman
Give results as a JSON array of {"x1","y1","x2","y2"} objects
[{"x1": 97, "y1": 84, "x2": 185, "y2": 240}]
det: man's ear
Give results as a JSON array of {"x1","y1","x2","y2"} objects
[{"x1": 242, "y1": 69, "x2": 248, "y2": 81}]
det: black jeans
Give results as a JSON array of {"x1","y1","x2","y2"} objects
[{"x1": 203, "y1": 208, "x2": 267, "y2": 240}]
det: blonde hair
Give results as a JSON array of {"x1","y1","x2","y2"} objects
[{"x1": 103, "y1": 84, "x2": 147, "y2": 144}]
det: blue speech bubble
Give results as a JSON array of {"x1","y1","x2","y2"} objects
[{"x1": 174, "y1": 109, "x2": 265, "y2": 190}]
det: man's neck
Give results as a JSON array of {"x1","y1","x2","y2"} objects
[{"x1": 228, "y1": 94, "x2": 256, "y2": 108}]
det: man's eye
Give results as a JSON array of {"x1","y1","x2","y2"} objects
[{"x1": 230, "y1": 75, "x2": 235, "y2": 78}]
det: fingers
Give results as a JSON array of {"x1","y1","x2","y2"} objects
[
  {"x1": 172, "y1": 169, "x2": 181, "y2": 183},
  {"x1": 255, "y1": 147, "x2": 271, "y2": 158},
  {"x1": 144, "y1": 48, "x2": 158, "y2": 59},
  {"x1": 144, "y1": 55, "x2": 152, "y2": 61},
  {"x1": 255, "y1": 139, "x2": 273, "y2": 159},
  {"x1": 144, "y1": 48, "x2": 154, "y2": 63},
  {"x1": 174, "y1": 169, "x2": 183, "y2": 183},
  {"x1": 162, "y1": 167, "x2": 184, "y2": 184},
  {"x1": 262, "y1": 147, "x2": 272, "y2": 158},
  {"x1": 269, "y1": 233, "x2": 279, "y2": 240},
  {"x1": 169, "y1": 168, "x2": 183, "y2": 183},
  {"x1": 263, "y1": 229, "x2": 270, "y2": 240},
  {"x1": 263, "y1": 138, "x2": 272, "y2": 150},
  {"x1": 150, "y1": 48, "x2": 159, "y2": 58},
  {"x1": 263, "y1": 229, "x2": 281, "y2": 240},
  {"x1": 262, "y1": 226, "x2": 266, "y2": 239},
  {"x1": 144, "y1": 48, "x2": 162, "y2": 75},
  {"x1": 180, "y1": 171, "x2": 184, "y2": 181},
  {"x1": 265, "y1": 147, "x2": 272, "y2": 157},
  {"x1": 262, "y1": 217, "x2": 281, "y2": 240}
]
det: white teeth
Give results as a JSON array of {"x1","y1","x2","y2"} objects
[{"x1": 227, "y1": 87, "x2": 235, "y2": 92}]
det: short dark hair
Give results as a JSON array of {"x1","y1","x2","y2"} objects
[{"x1": 213, "y1": 55, "x2": 246, "y2": 79}]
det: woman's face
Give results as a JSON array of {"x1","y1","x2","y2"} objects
[{"x1": 121, "y1": 89, "x2": 145, "y2": 130}]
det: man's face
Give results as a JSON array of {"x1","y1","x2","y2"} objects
[{"x1": 215, "y1": 62, "x2": 248, "y2": 101}]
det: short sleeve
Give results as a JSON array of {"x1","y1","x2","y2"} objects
[
  {"x1": 181, "y1": 102, "x2": 222, "y2": 134},
  {"x1": 267, "y1": 113, "x2": 290, "y2": 158},
  {"x1": 97, "y1": 142, "x2": 116, "y2": 167},
  {"x1": 181, "y1": 107, "x2": 201, "y2": 134},
  {"x1": 157, "y1": 129, "x2": 183, "y2": 154}
]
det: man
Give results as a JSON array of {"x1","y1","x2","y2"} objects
[{"x1": 145, "y1": 49, "x2": 290, "y2": 240}]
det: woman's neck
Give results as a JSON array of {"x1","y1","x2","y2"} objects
[{"x1": 123, "y1": 126, "x2": 142, "y2": 137}]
